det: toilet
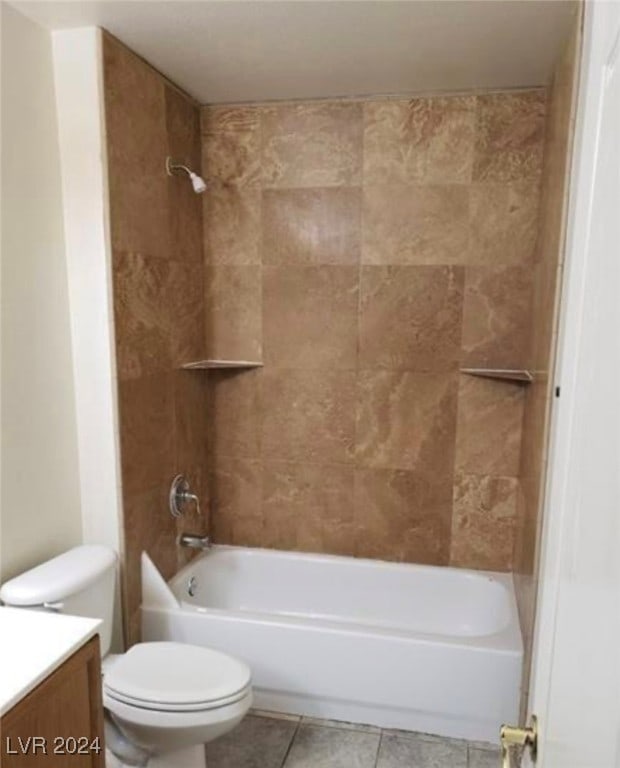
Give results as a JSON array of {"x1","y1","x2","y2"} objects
[{"x1": 0, "y1": 545, "x2": 252, "y2": 768}]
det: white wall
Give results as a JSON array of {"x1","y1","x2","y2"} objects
[
  {"x1": 52, "y1": 27, "x2": 123, "y2": 558},
  {"x1": 0, "y1": 3, "x2": 82, "y2": 580},
  {"x1": 52, "y1": 27, "x2": 124, "y2": 648}
]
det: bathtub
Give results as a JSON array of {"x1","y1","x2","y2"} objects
[{"x1": 141, "y1": 546, "x2": 522, "y2": 742}]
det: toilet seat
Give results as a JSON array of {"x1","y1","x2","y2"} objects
[
  {"x1": 103, "y1": 641, "x2": 251, "y2": 713},
  {"x1": 104, "y1": 686, "x2": 253, "y2": 747}
]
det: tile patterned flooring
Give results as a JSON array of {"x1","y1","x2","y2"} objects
[{"x1": 205, "y1": 711, "x2": 500, "y2": 768}]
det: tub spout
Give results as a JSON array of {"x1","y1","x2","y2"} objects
[{"x1": 179, "y1": 533, "x2": 211, "y2": 550}]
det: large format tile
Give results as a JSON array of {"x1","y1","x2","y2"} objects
[
  {"x1": 117, "y1": 373, "x2": 175, "y2": 495},
  {"x1": 262, "y1": 462, "x2": 354, "y2": 525},
  {"x1": 469, "y1": 183, "x2": 540, "y2": 266},
  {"x1": 113, "y1": 253, "x2": 204, "y2": 377},
  {"x1": 205, "y1": 714, "x2": 297, "y2": 768},
  {"x1": 529, "y1": 253, "x2": 562, "y2": 371},
  {"x1": 284, "y1": 724, "x2": 380, "y2": 768},
  {"x1": 260, "y1": 489, "x2": 302, "y2": 551},
  {"x1": 359, "y1": 266, "x2": 464, "y2": 371},
  {"x1": 354, "y1": 468, "x2": 452, "y2": 564},
  {"x1": 194, "y1": 91, "x2": 548, "y2": 574},
  {"x1": 202, "y1": 105, "x2": 261, "y2": 134},
  {"x1": 166, "y1": 84, "x2": 201, "y2": 167},
  {"x1": 201, "y1": 107, "x2": 261, "y2": 188},
  {"x1": 261, "y1": 370, "x2": 356, "y2": 465},
  {"x1": 363, "y1": 96, "x2": 475, "y2": 184},
  {"x1": 313, "y1": 518, "x2": 359, "y2": 557},
  {"x1": 208, "y1": 369, "x2": 262, "y2": 459},
  {"x1": 450, "y1": 472, "x2": 518, "y2": 571},
  {"x1": 208, "y1": 456, "x2": 263, "y2": 546},
  {"x1": 455, "y1": 376, "x2": 524, "y2": 477},
  {"x1": 103, "y1": 34, "x2": 169, "y2": 258},
  {"x1": 173, "y1": 370, "x2": 209, "y2": 565},
  {"x1": 362, "y1": 185, "x2": 469, "y2": 265},
  {"x1": 113, "y1": 252, "x2": 172, "y2": 380},
  {"x1": 122, "y1": 482, "x2": 178, "y2": 643},
  {"x1": 516, "y1": 378, "x2": 550, "y2": 582},
  {"x1": 363, "y1": 99, "x2": 426, "y2": 184},
  {"x1": 262, "y1": 462, "x2": 355, "y2": 554},
  {"x1": 356, "y1": 371, "x2": 458, "y2": 472},
  {"x1": 461, "y1": 265, "x2": 532, "y2": 369},
  {"x1": 424, "y1": 96, "x2": 476, "y2": 184},
  {"x1": 172, "y1": 370, "x2": 208, "y2": 474},
  {"x1": 377, "y1": 732, "x2": 467, "y2": 768},
  {"x1": 474, "y1": 90, "x2": 546, "y2": 182},
  {"x1": 261, "y1": 101, "x2": 363, "y2": 188},
  {"x1": 262, "y1": 187, "x2": 361, "y2": 265},
  {"x1": 202, "y1": 129, "x2": 261, "y2": 188},
  {"x1": 165, "y1": 85, "x2": 203, "y2": 264},
  {"x1": 204, "y1": 265, "x2": 262, "y2": 360},
  {"x1": 204, "y1": 187, "x2": 262, "y2": 265},
  {"x1": 263, "y1": 265, "x2": 358, "y2": 369},
  {"x1": 270, "y1": 514, "x2": 358, "y2": 558},
  {"x1": 104, "y1": 34, "x2": 167, "y2": 177},
  {"x1": 166, "y1": 259, "x2": 205, "y2": 367}
]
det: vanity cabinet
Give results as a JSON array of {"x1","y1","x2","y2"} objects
[{"x1": 1, "y1": 636, "x2": 105, "y2": 767}]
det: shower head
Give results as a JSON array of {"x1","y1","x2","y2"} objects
[
  {"x1": 189, "y1": 171, "x2": 207, "y2": 194},
  {"x1": 165, "y1": 156, "x2": 207, "y2": 194}
]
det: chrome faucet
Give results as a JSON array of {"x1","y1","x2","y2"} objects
[
  {"x1": 179, "y1": 533, "x2": 211, "y2": 550},
  {"x1": 169, "y1": 476, "x2": 210, "y2": 550},
  {"x1": 169, "y1": 475, "x2": 201, "y2": 518}
]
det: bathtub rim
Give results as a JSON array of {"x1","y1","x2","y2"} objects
[{"x1": 164, "y1": 545, "x2": 523, "y2": 654}]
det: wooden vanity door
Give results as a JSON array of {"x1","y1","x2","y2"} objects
[{"x1": 1, "y1": 636, "x2": 105, "y2": 767}]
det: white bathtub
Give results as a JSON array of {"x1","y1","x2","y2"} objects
[{"x1": 141, "y1": 546, "x2": 522, "y2": 742}]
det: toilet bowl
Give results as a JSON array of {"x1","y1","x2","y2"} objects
[
  {"x1": 0, "y1": 546, "x2": 253, "y2": 768},
  {"x1": 103, "y1": 642, "x2": 252, "y2": 764}
]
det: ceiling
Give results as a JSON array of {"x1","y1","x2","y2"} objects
[{"x1": 12, "y1": 0, "x2": 578, "y2": 104}]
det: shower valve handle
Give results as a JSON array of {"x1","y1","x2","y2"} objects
[{"x1": 169, "y1": 474, "x2": 201, "y2": 519}]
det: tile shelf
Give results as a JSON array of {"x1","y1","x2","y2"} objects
[
  {"x1": 183, "y1": 361, "x2": 531, "y2": 382},
  {"x1": 181, "y1": 359, "x2": 263, "y2": 371},
  {"x1": 460, "y1": 367, "x2": 534, "y2": 384}
]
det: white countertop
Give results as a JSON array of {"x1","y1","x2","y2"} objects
[{"x1": 0, "y1": 606, "x2": 101, "y2": 716}]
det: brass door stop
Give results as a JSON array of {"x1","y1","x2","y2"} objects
[{"x1": 500, "y1": 715, "x2": 538, "y2": 768}]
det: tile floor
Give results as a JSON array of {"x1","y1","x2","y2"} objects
[{"x1": 205, "y1": 711, "x2": 500, "y2": 768}]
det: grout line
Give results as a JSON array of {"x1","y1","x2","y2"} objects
[
  {"x1": 374, "y1": 731, "x2": 384, "y2": 768},
  {"x1": 251, "y1": 708, "x2": 301, "y2": 723},
  {"x1": 300, "y1": 716, "x2": 380, "y2": 735},
  {"x1": 279, "y1": 718, "x2": 301, "y2": 768},
  {"x1": 201, "y1": 85, "x2": 548, "y2": 110}
]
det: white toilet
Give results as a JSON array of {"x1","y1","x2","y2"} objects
[{"x1": 0, "y1": 545, "x2": 252, "y2": 768}]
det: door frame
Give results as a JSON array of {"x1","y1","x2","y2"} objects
[{"x1": 525, "y1": 1, "x2": 613, "y2": 763}]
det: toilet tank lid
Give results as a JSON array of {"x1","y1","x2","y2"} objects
[{"x1": 0, "y1": 546, "x2": 116, "y2": 606}]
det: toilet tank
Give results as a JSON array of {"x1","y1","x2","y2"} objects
[{"x1": 0, "y1": 545, "x2": 117, "y2": 656}]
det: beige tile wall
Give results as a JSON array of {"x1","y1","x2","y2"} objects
[
  {"x1": 103, "y1": 34, "x2": 209, "y2": 645},
  {"x1": 202, "y1": 89, "x2": 547, "y2": 569},
  {"x1": 103, "y1": 26, "x2": 580, "y2": 658},
  {"x1": 101, "y1": 16, "x2": 580, "y2": 657}
]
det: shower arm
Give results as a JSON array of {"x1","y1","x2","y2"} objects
[
  {"x1": 165, "y1": 156, "x2": 191, "y2": 177},
  {"x1": 165, "y1": 156, "x2": 207, "y2": 193}
]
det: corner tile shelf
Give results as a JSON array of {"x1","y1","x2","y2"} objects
[
  {"x1": 181, "y1": 359, "x2": 263, "y2": 371},
  {"x1": 460, "y1": 367, "x2": 533, "y2": 384}
]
